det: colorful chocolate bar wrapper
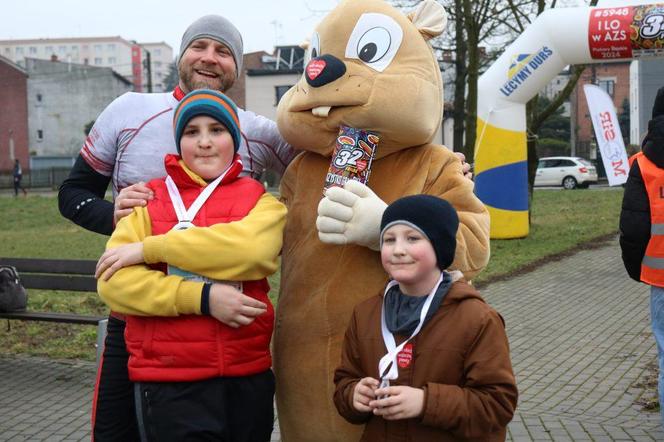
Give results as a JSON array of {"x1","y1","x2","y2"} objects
[{"x1": 323, "y1": 125, "x2": 380, "y2": 194}]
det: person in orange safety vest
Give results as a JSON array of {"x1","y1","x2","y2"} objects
[{"x1": 620, "y1": 86, "x2": 664, "y2": 428}]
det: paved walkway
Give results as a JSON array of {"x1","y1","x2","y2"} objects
[{"x1": 0, "y1": 237, "x2": 661, "y2": 441}]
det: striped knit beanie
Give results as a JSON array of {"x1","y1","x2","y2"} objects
[{"x1": 173, "y1": 89, "x2": 241, "y2": 154}]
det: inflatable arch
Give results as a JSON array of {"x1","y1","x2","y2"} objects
[{"x1": 474, "y1": 3, "x2": 664, "y2": 238}]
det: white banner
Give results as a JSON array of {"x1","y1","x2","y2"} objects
[{"x1": 584, "y1": 84, "x2": 629, "y2": 186}]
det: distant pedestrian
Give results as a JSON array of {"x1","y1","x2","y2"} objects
[
  {"x1": 620, "y1": 86, "x2": 664, "y2": 427},
  {"x1": 12, "y1": 159, "x2": 27, "y2": 197}
]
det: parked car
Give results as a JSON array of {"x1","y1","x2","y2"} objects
[{"x1": 534, "y1": 156, "x2": 598, "y2": 189}]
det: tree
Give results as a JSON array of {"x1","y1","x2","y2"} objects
[
  {"x1": 536, "y1": 96, "x2": 570, "y2": 142},
  {"x1": 163, "y1": 61, "x2": 179, "y2": 91},
  {"x1": 503, "y1": 0, "x2": 599, "y2": 203},
  {"x1": 391, "y1": 0, "x2": 515, "y2": 156},
  {"x1": 618, "y1": 98, "x2": 630, "y2": 146}
]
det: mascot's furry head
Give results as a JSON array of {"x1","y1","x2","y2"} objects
[{"x1": 277, "y1": 0, "x2": 447, "y2": 160}]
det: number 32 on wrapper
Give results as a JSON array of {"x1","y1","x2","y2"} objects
[{"x1": 323, "y1": 126, "x2": 379, "y2": 195}]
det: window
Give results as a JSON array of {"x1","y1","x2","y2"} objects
[
  {"x1": 45, "y1": 46, "x2": 53, "y2": 54},
  {"x1": 598, "y1": 79, "x2": 615, "y2": 97},
  {"x1": 37, "y1": 130, "x2": 43, "y2": 141},
  {"x1": 58, "y1": 45, "x2": 66, "y2": 53},
  {"x1": 107, "y1": 43, "x2": 115, "y2": 51},
  {"x1": 29, "y1": 46, "x2": 37, "y2": 54},
  {"x1": 108, "y1": 57, "x2": 116, "y2": 64},
  {"x1": 94, "y1": 44, "x2": 102, "y2": 52},
  {"x1": 275, "y1": 85, "x2": 292, "y2": 105},
  {"x1": 71, "y1": 45, "x2": 78, "y2": 52},
  {"x1": 16, "y1": 47, "x2": 24, "y2": 55},
  {"x1": 36, "y1": 93, "x2": 42, "y2": 102},
  {"x1": 154, "y1": 48, "x2": 161, "y2": 56},
  {"x1": 4, "y1": 48, "x2": 10, "y2": 55},
  {"x1": 94, "y1": 57, "x2": 102, "y2": 65}
]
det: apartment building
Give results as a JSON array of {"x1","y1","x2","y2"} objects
[
  {"x1": 24, "y1": 57, "x2": 132, "y2": 156},
  {"x1": 0, "y1": 37, "x2": 172, "y2": 92}
]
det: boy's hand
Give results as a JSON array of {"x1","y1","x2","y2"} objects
[
  {"x1": 352, "y1": 377, "x2": 379, "y2": 413},
  {"x1": 96, "y1": 242, "x2": 145, "y2": 281},
  {"x1": 369, "y1": 386, "x2": 425, "y2": 420},
  {"x1": 114, "y1": 182, "x2": 154, "y2": 225},
  {"x1": 209, "y1": 284, "x2": 267, "y2": 328},
  {"x1": 455, "y1": 151, "x2": 473, "y2": 180}
]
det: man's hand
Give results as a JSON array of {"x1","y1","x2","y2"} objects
[
  {"x1": 209, "y1": 284, "x2": 267, "y2": 328},
  {"x1": 317, "y1": 180, "x2": 387, "y2": 250},
  {"x1": 114, "y1": 182, "x2": 154, "y2": 225},
  {"x1": 352, "y1": 377, "x2": 379, "y2": 413},
  {"x1": 455, "y1": 151, "x2": 473, "y2": 180},
  {"x1": 369, "y1": 386, "x2": 425, "y2": 420},
  {"x1": 96, "y1": 242, "x2": 145, "y2": 281}
]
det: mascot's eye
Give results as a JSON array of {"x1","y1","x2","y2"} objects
[
  {"x1": 357, "y1": 27, "x2": 390, "y2": 63},
  {"x1": 345, "y1": 13, "x2": 403, "y2": 72},
  {"x1": 306, "y1": 32, "x2": 321, "y2": 65}
]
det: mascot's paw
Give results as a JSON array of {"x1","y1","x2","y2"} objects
[{"x1": 317, "y1": 180, "x2": 387, "y2": 250}]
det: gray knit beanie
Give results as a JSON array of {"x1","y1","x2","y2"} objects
[{"x1": 178, "y1": 15, "x2": 243, "y2": 75}]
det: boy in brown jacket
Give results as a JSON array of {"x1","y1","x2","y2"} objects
[{"x1": 333, "y1": 195, "x2": 517, "y2": 441}]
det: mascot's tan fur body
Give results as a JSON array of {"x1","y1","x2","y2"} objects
[{"x1": 273, "y1": 1, "x2": 490, "y2": 440}]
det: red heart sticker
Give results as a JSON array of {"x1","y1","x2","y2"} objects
[
  {"x1": 306, "y1": 59, "x2": 326, "y2": 80},
  {"x1": 397, "y1": 343, "x2": 413, "y2": 368}
]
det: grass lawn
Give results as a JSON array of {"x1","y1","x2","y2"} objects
[{"x1": 0, "y1": 188, "x2": 624, "y2": 361}]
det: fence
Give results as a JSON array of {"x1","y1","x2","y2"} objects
[{"x1": 0, "y1": 168, "x2": 72, "y2": 190}]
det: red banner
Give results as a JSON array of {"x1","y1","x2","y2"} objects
[
  {"x1": 589, "y1": 6, "x2": 634, "y2": 59},
  {"x1": 589, "y1": 4, "x2": 664, "y2": 60}
]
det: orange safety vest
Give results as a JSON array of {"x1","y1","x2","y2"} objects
[{"x1": 635, "y1": 152, "x2": 664, "y2": 287}]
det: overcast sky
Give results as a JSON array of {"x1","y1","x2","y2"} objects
[
  {"x1": 1, "y1": 0, "x2": 657, "y2": 57},
  {"x1": 1, "y1": 0, "x2": 339, "y2": 55}
]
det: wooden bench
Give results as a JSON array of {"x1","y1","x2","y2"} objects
[{"x1": 0, "y1": 257, "x2": 107, "y2": 363}]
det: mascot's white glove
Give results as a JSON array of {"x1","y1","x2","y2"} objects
[{"x1": 316, "y1": 180, "x2": 387, "y2": 251}]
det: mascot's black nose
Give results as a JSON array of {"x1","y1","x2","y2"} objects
[{"x1": 305, "y1": 54, "x2": 346, "y2": 88}]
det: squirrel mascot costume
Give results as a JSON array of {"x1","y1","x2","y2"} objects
[{"x1": 273, "y1": 0, "x2": 490, "y2": 440}]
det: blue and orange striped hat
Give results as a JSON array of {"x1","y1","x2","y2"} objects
[{"x1": 173, "y1": 89, "x2": 241, "y2": 154}]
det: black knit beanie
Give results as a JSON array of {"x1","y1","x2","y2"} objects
[{"x1": 380, "y1": 195, "x2": 459, "y2": 270}]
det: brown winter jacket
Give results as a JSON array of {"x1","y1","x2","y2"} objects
[{"x1": 333, "y1": 281, "x2": 517, "y2": 441}]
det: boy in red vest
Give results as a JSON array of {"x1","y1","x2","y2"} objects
[
  {"x1": 333, "y1": 195, "x2": 517, "y2": 440},
  {"x1": 620, "y1": 86, "x2": 664, "y2": 427},
  {"x1": 96, "y1": 89, "x2": 286, "y2": 441}
]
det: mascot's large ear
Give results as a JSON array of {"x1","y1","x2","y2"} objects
[{"x1": 407, "y1": 0, "x2": 448, "y2": 41}]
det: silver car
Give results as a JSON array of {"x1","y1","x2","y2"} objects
[{"x1": 534, "y1": 156, "x2": 598, "y2": 189}]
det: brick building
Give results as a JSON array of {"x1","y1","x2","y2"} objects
[
  {"x1": 0, "y1": 55, "x2": 29, "y2": 173},
  {"x1": 570, "y1": 61, "x2": 631, "y2": 159}
]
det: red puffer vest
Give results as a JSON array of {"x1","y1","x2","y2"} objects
[{"x1": 125, "y1": 154, "x2": 273, "y2": 382}]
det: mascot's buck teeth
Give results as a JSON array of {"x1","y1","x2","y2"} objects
[{"x1": 312, "y1": 106, "x2": 331, "y2": 117}]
